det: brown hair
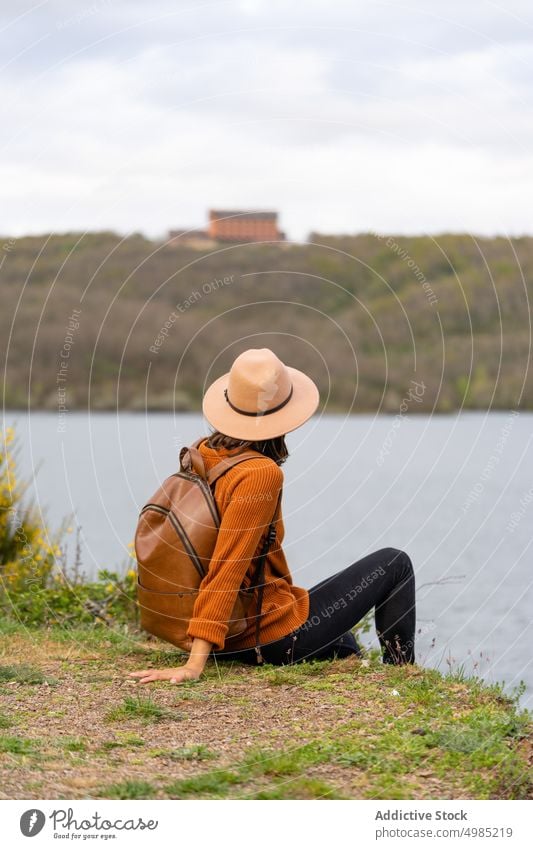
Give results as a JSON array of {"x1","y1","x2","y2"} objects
[{"x1": 205, "y1": 429, "x2": 289, "y2": 466}]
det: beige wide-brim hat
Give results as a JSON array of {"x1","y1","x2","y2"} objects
[{"x1": 202, "y1": 348, "x2": 320, "y2": 441}]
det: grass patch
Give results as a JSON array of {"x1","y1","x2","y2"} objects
[
  {"x1": 116, "y1": 733, "x2": 146, "y2": 747},
  {"x1": 166, "y1": 770, "x2": 242, "y2": 798},
  {"x1": 164, "y1": 744, "x2": 218, "y2": 762},
  {"x1": 256, "y1": 660, "x2": 331, "y2": 685},
  {"x1": 98, "y1": 780, "x2": 157, "y2": 800},
  {"x1": 366, "y1": 773, "x2": 421, "y2": 800},
  {"x1": 0, "y1": 712, "x2": 14, "y2": 728},
  {"x1": 241, "y1": 742, "x2": 329, "y2": 777},
  {"x1": 98, "y1": 734, "x2": 146, "y2": 753},
  {"x1": 0, "y1": 664, "x2": 56, "y2": 686},
  {"x1": 0, "y1": 619, "x2": 25, "y2": 637},
  {"x1": 425, "y1": 708, "x2": 530, "y2": 755},
  {"x1": 252, "y1": 777, "x2": 343, "y2": 800},
  {"x1": 105, "y1": 695, "x2": 173, "y2": 724},
  {"x1": 50, "y1": 624, "x2": 139, "y2": 657},
  {"x1": 61, "y1": 737, "x2": 87, "y2": 753},
  {"x1": 173, "y1": 688, "x2": 209, "y2": 702},
  {"x1": 0, "y1": 735, "x2": 39, "y2": 755},
  {"x1": 165, "y1": 741, "x2": 336, "y2": 799}
]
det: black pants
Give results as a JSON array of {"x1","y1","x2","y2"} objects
[{"x1": 213, "y1": 547, "x2": 416, "y2": 667}]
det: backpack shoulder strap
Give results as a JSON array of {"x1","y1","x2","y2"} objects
[
  {"x1": 180, "y1": 438, "x2": 272, "y2": 487},
  {"x1": 206, "y1": 451, "x2": 270, "y2": 486}
]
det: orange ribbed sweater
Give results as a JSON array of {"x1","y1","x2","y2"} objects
[{"x1": 186, "y1": 438, "x2": 310, "y2": 651}]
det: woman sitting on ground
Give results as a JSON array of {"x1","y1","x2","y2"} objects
[{"x1": 130, "y1": 348, "x2": 416, "y2": 685}]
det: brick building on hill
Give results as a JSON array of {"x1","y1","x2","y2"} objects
[
  {"x1": 208, "y1": 210, "x2": 284, "y2": 242},
  {"x1": 168, "y1": 209, "x2": 285, "y2": 248}
]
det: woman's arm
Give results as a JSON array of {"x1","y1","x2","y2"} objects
[{"x1": 128, "y1": 638, "x2": 213, "y2": 685}]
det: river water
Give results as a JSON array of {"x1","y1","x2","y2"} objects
[{"x1": 4, "y1": 410, "x2": 532, "y2": 708}]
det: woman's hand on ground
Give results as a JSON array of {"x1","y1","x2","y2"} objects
[
  {"x1": 128, "y1": 666, "x2": 201, "y2": 685},
  {"x1": 128, "y1": 639, "x2": 212, "y2": 685}
]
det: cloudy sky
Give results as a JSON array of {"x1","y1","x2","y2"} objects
[{"x1": 2, "y1": 0, "x2": 533, "y2": 240}]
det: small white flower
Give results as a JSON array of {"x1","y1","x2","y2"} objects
[
  {"x1": 361, "y1": 660, "x2": 370, "y2": 668},
  {"x1": 391, "y1": 689, "x2": 400, "y2": 696}
]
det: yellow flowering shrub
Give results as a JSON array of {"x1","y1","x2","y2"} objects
[{"x1": 0, "y1": 427, "x2": 59, "y2": 593}]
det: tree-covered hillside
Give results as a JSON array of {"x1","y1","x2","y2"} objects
[{"x1": 1, "y1": 231, "x2": 531, "y2": 412}]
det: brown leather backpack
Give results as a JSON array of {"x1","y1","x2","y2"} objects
[{"x1": 135, "y1": 437, "x2": 280, "y2": 662}]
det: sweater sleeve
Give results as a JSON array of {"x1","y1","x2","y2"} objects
[{"x1": 186, "y1": 460, "x2": 283, "y2": 651}]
